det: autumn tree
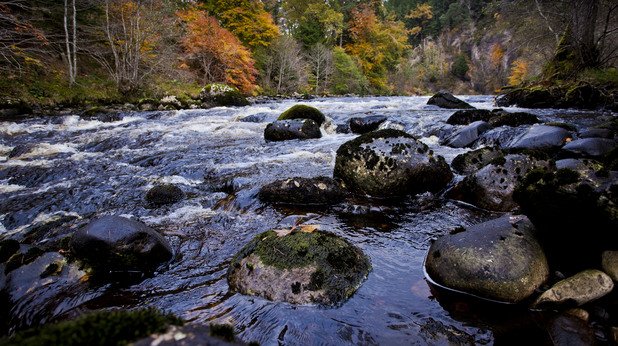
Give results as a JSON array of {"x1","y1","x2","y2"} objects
[
  {"x1": 0, "y1": 1, "x2": 47, "y2": 73},
  {"x1": 200, "y1": 0, "x2": 279, "y2": 50},
  {"x1": 346, "y1": 4, "x2": 410, "y2": 92},
  {"x1": 406, "y1": 2, "x2": 432, "y2": 42},
  {"x1": 258, "y1": 35, "x2": 307, "y2": 94},
  {"x1": 178, "y1": 8, "x2": 257, "y2": 93},
  {"x1": 292, "y1": 2, "x2": 343, "y2": 47},
  {"x1": 306, "y1": 43, "x2": 333, "y2": 94}
]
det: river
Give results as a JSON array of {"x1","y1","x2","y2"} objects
[{"x1": 0, "y1": 96, "x2": 609, "y2": 344}]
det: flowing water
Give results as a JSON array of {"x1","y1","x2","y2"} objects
[{"x1": 0, "y1": 96, "x2": 611, "y2": 344}]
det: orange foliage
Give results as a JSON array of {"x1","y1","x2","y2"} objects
[
  {"x1": 178, "y1": 8, "x2": 257, "y2": 93},
  {"x1": 490, "y1": 43, "x2": 505, "y2": 68},
  {"x1": 508, "y1": 59, "x2": 529, "y2": 85}
]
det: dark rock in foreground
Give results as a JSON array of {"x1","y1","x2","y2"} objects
[
  {"x1": 264, "y1": 119, "x2": 322, "y2": 141},
  {"x1": 425, "y1": 215, "x2": 549, "y2": 303},
  {"x1": 71, "y1": 216, "x2": 173, "y2": 273},
  {"x1": 562, "y1": 138, "x2": 617, "y2": 158},
  {"x1": 446, "y1": 109, "x2": 492, "y2": 125},
  {"x1": 443, "y1": 121, "x2": 492, "y2": 148},
  {"x1": 146, "y1": 184, "x2": 184, "y2": 205},
  {"x1": 427, "y1": 92, "x2": 474, "y2": 109},
  {"x1": 488, "y1": 111, "x2": 539, "y2": 127},
  {"x1": 334, "y1": 129, "x2": 453, "y2": 198},
  {"x1": 259, "y1": 176, "x2": 346, "y2": 205},
  {"x1": 451, "y1": 147, "x2": 504, "y2": 175},
  {"x1": 228, "y1": 230, "x2": 371, "y2": 305},
  {"x1": 349, "y1": 115, "x2": 387, "y2": 134},
  {"x1": 534, "y1": 269, "x2": 614, "y2": 308},
  {"x1": 277, "y1": 104, "x2": 326, "y2": 125},
  {"x1": 507, "y1": 124, "x2": 573, "y2": 150}
]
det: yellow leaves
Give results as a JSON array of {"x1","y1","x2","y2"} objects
[
  {"x1": 490, "y1": 43, "x2": 505, "y2": 67},
  {"x1": 274, "y1": 224, "x2": 320, "y2": 237},
  {"x1": 508, "y1": 59, "x2": 529, "y2": 86},
  {"x1": 406, "y1": 3, "x2": 433, "y2": 20}
]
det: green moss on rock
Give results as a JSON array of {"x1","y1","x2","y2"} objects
[
  {"x1": 277, "y1": 105, "x2": 326, "y2": 125},
  {"x1": 0, "y1": 308, "x2": 182, "y2": 346}
]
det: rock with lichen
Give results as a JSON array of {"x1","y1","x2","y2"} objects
[
  {"x1": 264, "y1": 119, "x2": 322, "y2": 141},
  {"x1": 227, "y1": 230, "x2": 371, "y2": 306},
  {"x1": 259, "y1": 176, "x2": 346, "y2": 205},
  {"x1": 334, "y1": 129, "x2": 453, "y2": 198},
  {"x1": 533, "y1": 269, "x2": 614, "y2": 308},
  {"x1": 277, "y1": 104, "x2": 326, "y2": 125},
  {"x1": 451, "y1": 147, "x2": 505, "y2": 175}
]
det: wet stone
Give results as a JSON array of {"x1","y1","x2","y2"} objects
[
  {"x1": 227, "y1": 230, "x2": 371, "y2": 306},
  {"x1": 135, "y1": 324, "x2": 246, "y2": 346},
  {"x1": 264, "y1": 119, "x2": 322, "y2": 141},
  {"x1": 70, "y1": 215, "x2": 173, "y2": 274},
  {"x1": 146, "y1": 184, "x2": 185, "y2": 206},
  {"x1": 446, "y1": 109, "x2": 492, "y2": 125},
  {"x1": 534, "y1": 270, "x2": 614, "y2": 308},
  {"x1": 425, "y1": 215, "x2": 549, "y2": 303},
  {"x1": 451, "y1": 147, "x2": 504, "y2": 175},
  {"x1": 507, "y1": 124, "x2": 573, "y2": 150},
  {"x1": 277, "y1": 104, "x2": 326, "y2": 125},
  {"x1": 334, "y1": 129, "x2": 453, "y2": 198},
  {"x1": 442, "y1": 121, "x2": 492, "y2": 148},
  {"x1": 259, "y1": 176, "x2": 346, "y2": 205},
  {"x1": 349, "y1": 115, "x2": 387, "y2": 134},
  {"x1": 546, "y1": 314, "x2": 596, "y2": 346},
  {"x1": 487, "y1": 111, "x2": 539, "y2": 127},
  {"x1": 579, "y1": 128, "x2": 613, "y2": 139},
  {"x1": 427, "y1": 92, "x2": 474, "y2": 109},
  {"x1": 562, "y1": 138, "x2": 617, "y2": 158},
  {"x1": 602, "y1": 251, "x2": 618, "y2": 282}
]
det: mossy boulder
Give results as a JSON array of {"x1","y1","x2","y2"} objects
[
  {"x1": 146, "y1": 184, "x2": 184, "y2": 206},
  {"x1": 427, "y1": 92, "x2": 473, "y2": 109},
  {"x1": 349, "y1": 115, "x2": 387, "y2": 134},
  {"x1": 442, "y1": 121, "x2": 492, "y2": 148},
  {"x1": 277, "y1": 105, "x2": 326, "y2": 125},
  {"x1": 334, "y1": 129, "x2": 453, "y2": 198},
  {"x1": 0, "y1": 308, "x2": 182, "y2": 346},
  {"x1": 259, "y1": 176, "x2": 347, "y2": 205},
  {"x1": 70, "y1": 216, "x2": 173, "y2": 274},
  {"x1": 264, "y1": 119, "x2": 322, "y2": 141},
  {"x1": 446, "y1": 109, "x2": 493, "y2": 125},
  {"x1": 447, "y1": 154, "x2": 552, "y2": 211},
  {"x1": 425, "y1": 215, "x2": 549, "y2": 303},
  {"x1": 227, "y1": 230, "x2": 371, "y2": 306},
  {"x1": 507, "y1": 124, "x2": 573, "y2": 150},
  {"x1": 200, "y1": 84, "x2": 249, "y2": 107},
  {"x1": 451, "y1": 147, "x2": 505, "y2": 175},
  {"x1": 513, "y1": 168, "x2": 618, "y2": 270}
]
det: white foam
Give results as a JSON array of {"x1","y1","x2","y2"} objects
[
  {"x1": 0, "y1": 184, "x2": 26, "y2": 193},
  {"x1": 18, "y1": 143, "x2": 78, "y2": 158},
  {"x1": 142, "y1": 205, "x2": 217, "y2": 224}
]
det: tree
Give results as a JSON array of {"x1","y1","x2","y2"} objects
[
  {"x1": 451, "y1": 53, "x2": 469, "y2": 80},
  {"x1": 293, "y1": 2, "x2": 343, "y2": 47},
  {"x1": 258, "y1": 35, "x2": 307, "y2": 94},
  {"x1": 178, "y1": 8, "x2": 257, "y2": 93},
  {"x1": 330, "y1": 46, "x2": 367, "y2": 95},
  {"x1": 63, "y1": 0, "x2": 77, "y2": 85},
  {"x1": 306, "y1": 43, "x2": 333, "y2": 94},
  {"x1": 0, "y1": 1, "x2": 48, "y2": 73},
  {"x1": 406, "y1": 2, "x2": 433, "y2": 42}
]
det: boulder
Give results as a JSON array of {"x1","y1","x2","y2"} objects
[
  {"x1": 601, "y1": 251, "x2": 618, "y2": 282},
  {"x1": 495, "y1": 87, "x2": 559, "y2": 108},
  {"x1": 425, "y1": 215, "x2": 549, "y2": 303},
  {"x1": 451, "y1": 147, "x2": 504, "y2": 175},
  {"x1": 146, "y1": 184, "x2": 184, "y2": 205},
  {"x1": 199, "y1": 84, "x2": 249, "y2": 107},
  {"x1": 427, "y1": 92, "x2": 474, "y2": 109},
  {"x1": 448, "y1": 154, "x2": 552, "y2": 211},
  {"x1": 227, "y1": 230, "x2": 371, "y2": 305},
  {"x1": 507, "y1": 124, "x2": 573, "y2": 150},
  {"x1": 259, "y1": 176, "x2": 346, "y2": 205},
  {"x1": 446, "y1": 109, "x2": 492, "y2": 125},
  {"x1": 534, "y1": 270, "x2": 614, "y2": 308},
  {"x1": 487, "y1": 111, "x2": 539, "y2": 127},
  {"x1": 71, "y1": 216, "x2": 173, "y2": 273},
  {"x1": 578, "y1": 128, "x2": 613, "y2": 139},
  {"x1": 277, "y1": 104, "x2": 326, "y2": 125},
  {"x1": 562, "y1": 138, "x2": 617, "y2": 157},
  {"x1": 514, "y1": 168, "x2": 618, "y2": 269},
  {"x1": 333, "y1": 129, "x2": 453, "y2": 198},
  {"x1": 443, "y1": 121, "x2": 492, "y2": 148},
  {"x1": 264, "y1": 119, "x2": 322, "y2": 142},
  {"x1": 349, "y1": 115, "x2": 387, "y2": 134}
]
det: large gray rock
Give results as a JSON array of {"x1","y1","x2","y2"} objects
[
  {"x1": 534, "y1": 269, "x2": 614, "y2": 308},
  {"x1": 427, "y1": 92, "x2": 474, "y2": 109},
  {"x1": 349, "y1": 115, "x2": 387, "y2": 134},
  {"x1": 334, "y1": 129, "x2": 453, "y2": 198},
  {"x1": 507, "y1": 124, "x2": 573, "y2": 150},
  {"x1": 443, "y1": 121, "x2": 492, "y2": 148},
  {"x1": 71, "y1": 216, "x2": 173, "y2": 273},
  {"x1": 562, "y1": 138, "x2": 617, "y2": 157},
  {"x1": 259, "y1": 176, "x2": 346, "y2": 205},
  {"x1": 425, "y1": 215, "x2": 549, "y2": 303},
  {"x1": 264, "y1": 119, "x2": 322, "y2": 142},
  {"x1": 448, "y1": 154, "x2": 552, "y2": 211}
]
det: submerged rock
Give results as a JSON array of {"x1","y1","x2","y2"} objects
[
  {"x1": 507, "y1": 124, "x2": 573, "y2": 150},
  {"x1": 562, "y1": 138, "x2": 617, "y2": 157},
  {"x1": 228, "y1": 230, "x2": 371, "y2": 305},
  {"x1": 259, "y1": 176, "x2": 346, "y2": 205},
  {"x1": 146, "y1": 184, "x2": 184, "y2": 205},
  {"x1": 333, "y1": 129, "x2": 453, "y2": 198},
  {"x1": 427, "y1": 92, "x2": 473, "y2": 109},
  {"x1": 425, "y1": 215, "x2": 549, "y2": 303},
  {"x1": 264, "y1": 119, "x2": 322, "y2": 141},
  {"x1": 534, "y1": 270, "x2": 614, "y2": 308},
  {"x1": 71, "y1": 216, "x2": 173, "y2": 274},
  {"x1": 349, "y1": 115, "x2": 387, "y2": 134},
  {"x1": 277, "y1": 104, "x2": 326, "y2": 125},
  {"x1": 448, "y1": 154, "x2": 552, "y2": 211},
  {"x1": 451, "y1": 147, "x2": 504, "y2": 175},
  {"x1": 443, "y1": 121, "x2": 492, "y2": 148}
]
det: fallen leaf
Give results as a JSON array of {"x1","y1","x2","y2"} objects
[
  {"x1": 299, "y1": 224, "x2": 319, "y2": 233},
  {"x1": 274, "y1": 228, "x2": 293, "y2": 237}
]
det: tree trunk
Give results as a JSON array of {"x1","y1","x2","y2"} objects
[{"x1": 570, "y1": 0, "x2": 600, "y2": 68}]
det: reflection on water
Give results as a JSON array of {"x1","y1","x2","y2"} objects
[{"x1": 0, "y1": 96, "x2": 607, "y2": 344}]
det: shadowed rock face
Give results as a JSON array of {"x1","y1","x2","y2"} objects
[
  {"x1": 451, "y1": 147, "x2": 504, "y2": 175},
  {"x1": 264, "y1": 119, "x2": 322, "y2": 141},
  {"x1": 334, "y1": 129, "x2": 453, "y2": 198},
  {"x1": 425, "y1": 215, "x2": 549, "y2": 303},
  {"x1": 71, "y1": 215, "x2": 173, "y2": 273},
  {"x1": 228, "y1": 230, "x2": 371, "y2": 306},
  {"x1": 443, "y1": 121, "x2": 492, "y2": 148},
  {"x1": 259, "y1": 176, "x2": 346, "y2": 205},
  {"x1": 349, "y1": 115, "x2": 387, "y2": 134},
  {"x1": 427, "y1": 92, "x2": 474, "y2": 109},
  {"x1": 146, "y1": 184, "x2": 184, "y2": 206}
]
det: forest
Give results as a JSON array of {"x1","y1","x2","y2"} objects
[{"x1": 1, "y1": 0, "x2": 616, "y2": 107}]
